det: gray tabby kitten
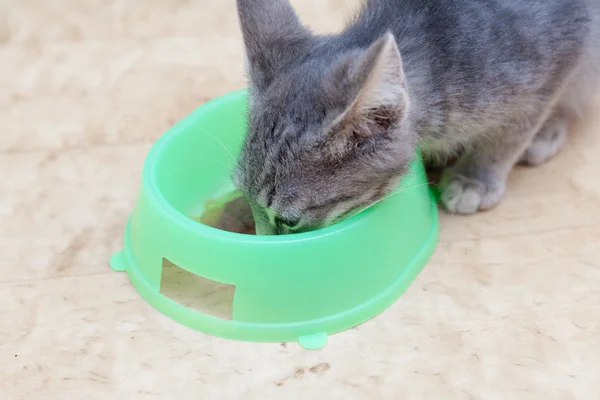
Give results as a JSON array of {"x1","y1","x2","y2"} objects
[{"x1": 233, "y1": 0, "x2": 600, "y2": 235}]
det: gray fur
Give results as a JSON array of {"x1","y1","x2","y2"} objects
[{"x1": 234, "y1": 0, "x2": 600, "y2": 234}]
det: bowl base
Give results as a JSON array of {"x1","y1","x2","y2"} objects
[
  {"x1": 110, "y1": 251, "x2": 128, "y2": 272},
  {"x1": 298, "y1": 332, "x2": 328, "y2": 350}
]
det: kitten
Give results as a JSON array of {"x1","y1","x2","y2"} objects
[{"x1": 233, "y1": 0, "x2": 600, "y2": 235}]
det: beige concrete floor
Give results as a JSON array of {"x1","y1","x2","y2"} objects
[{"x1": 2, "y1": 1, "x2": 600, "y2": 399}]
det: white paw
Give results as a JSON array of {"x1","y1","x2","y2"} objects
[
  {"x1": 439, "y1": 173, "x2": 505, "y2": 214},
  {"x1": 520, "y1": 126, "x2": 567, "y2": 166}
]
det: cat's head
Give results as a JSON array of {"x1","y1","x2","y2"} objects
[{"x1": 234, "y1": 0, "x2": 418, "y2": 235}]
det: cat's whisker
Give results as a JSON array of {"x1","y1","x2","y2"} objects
[
  {"x1": 397, "y1": 189, "x2": 441, "y2": 209},
  {"x1": 417, "y1": 137, "x2": 432, "y2": 154},
  {"x1": 397, "y1": 167, "x2": 429, "y2": 186},
  {"x1": 206, "y1": 157, "x2": 236, "y2": 173},
  {"x1": 195, "y1": 128, "x2": 237, "y2": 166},
  {"x1": 331, "y1": 181, "x2": 435, "y2": 225}
]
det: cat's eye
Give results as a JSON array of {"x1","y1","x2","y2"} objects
[{"x1": 274, "y1": 216, "x2": 301, "y2": 229}]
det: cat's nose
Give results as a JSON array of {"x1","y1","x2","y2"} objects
[{"x1": 274, "y1": 216, "x2": 301, "y2": 231}]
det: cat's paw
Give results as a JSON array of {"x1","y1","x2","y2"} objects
[
  {"x1": 439, "y1": 171, "x2": 506, "y2": 214},
  {"x1": 519, "y1": 123, "x2": 568, "y2": 166}
]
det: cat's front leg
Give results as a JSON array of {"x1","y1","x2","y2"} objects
[{"x1": 438, "y1": 124, "x2": 539, "y2": 214}]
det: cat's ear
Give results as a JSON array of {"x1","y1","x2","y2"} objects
[
  {"x1": 351, "y1": 32, "x2": 407, "y2": 117},
  {"x1": 325, "y1": 32, "x2": 409, "y2": 153},
  {"x1": 237, "y1": 0, "x2": 314, "y2": 90}
]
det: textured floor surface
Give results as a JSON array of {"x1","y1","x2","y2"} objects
[{"x1": 2, "y1": 1, "x2": 600, "y2": 399}]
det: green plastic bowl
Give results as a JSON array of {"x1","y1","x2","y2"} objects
[{"x1": 111, "y1": 90, "x2": 439, "y2": 349}]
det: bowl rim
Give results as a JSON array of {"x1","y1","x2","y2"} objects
[{"x1": 140, "y1": 90, "x2": 420, "y2": 245}]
